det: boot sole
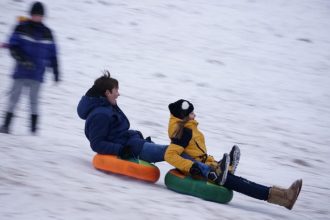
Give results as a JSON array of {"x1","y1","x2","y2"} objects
[
  {"x1": 230, "y1": 145, "x2": 240, "y2": 174},
  {"x1": 219, "y1": 154, "x2": 230, "y2": 185},
  {"x1": 287, "y1": 179, "x2": 303, "y2": 210}
]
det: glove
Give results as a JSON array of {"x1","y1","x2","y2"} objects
[
  {"x1": 189, "y1": 162, "x2": 202, "y2": 177},
  {"x1": 118, "y1": 145, "x2": 131, "y2": 159},
  {"x1": 20, "y1": 60, "x2": 34, "y2": 70},
  {"x1": 126, "y1": 138, "x2": 144, "y2": 156},
  {"x1": 189, "y1": 162, "x2": 211, "y2": 179},
  {"x1": 10, "y1": 47, "x2": 34, "y2": 69},
  {"x1": 145, "y1": 136, "x2": 154, "y2": 143}
]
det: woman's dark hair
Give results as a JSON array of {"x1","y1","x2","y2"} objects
[{"x1": 94, "y1": 70, "x2": 119, "y2": 95}]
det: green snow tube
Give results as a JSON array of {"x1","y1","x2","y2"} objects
[{"x1": 165, "y1": 169, "x2": 233, "y2": 204}]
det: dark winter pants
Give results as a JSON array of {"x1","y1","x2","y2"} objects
[
  {"x1": 182, "y1": 153, "x2": 270, "y2": 200},
  {"x1": 224, "y1": 173, "x2": 270, "y2": 200}
]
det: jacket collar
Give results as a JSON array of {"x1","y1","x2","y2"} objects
[{"x1": 168, "y1": 114, "x2": 198, "y2": 138}]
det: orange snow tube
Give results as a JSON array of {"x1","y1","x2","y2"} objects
[{"x1": 92, "y1": 154, "x2": 160, "y2": 183}]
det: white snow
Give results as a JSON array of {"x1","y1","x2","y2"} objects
[{"x1": 1, "y1": 0, "x2": 330, "y2": 219}]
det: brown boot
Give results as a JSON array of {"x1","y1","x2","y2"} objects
[{"x1": 268, "y1": 179, "x2": 303, "y2": 210}]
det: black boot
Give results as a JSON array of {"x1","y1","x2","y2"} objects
[
  {"x1": 0, "y1": 112, "x2": 13, "y2": 134},
  {"x1": 31, "y1": 114, "x2": 38, "y2": 133},
  {"x1": 208, "y1": 153, "x2": 230, "y2": 185}
]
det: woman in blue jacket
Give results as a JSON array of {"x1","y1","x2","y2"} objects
[{"x1": 77, "y1": 71, "x2": 167, "y2": 163}]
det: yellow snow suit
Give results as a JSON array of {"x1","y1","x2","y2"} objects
[{"x1": 164, "y1": 115, "x2": 218, "y2": 175}]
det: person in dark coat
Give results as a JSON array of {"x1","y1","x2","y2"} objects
[
  {"x1": 0, "y1": 2, "x2": 60, "y2": 134},
  {"x1": 77, "y1": 71, "x2": 167, "y2": 163}
]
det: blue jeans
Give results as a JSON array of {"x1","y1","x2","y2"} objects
[{"x1": 138, "y1": 142, "x2": 168, "y2": 163}]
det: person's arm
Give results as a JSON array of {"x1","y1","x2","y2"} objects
[
  {"x1": 9, "y1": 45, "x2": 25, "y2": 62},
  {"x1": 47, "y1": 29, "x2": 59, "y2": 82},
  {"x1": 51, "y1": 54, "x2": 59, "y2": 82},
  {"x1": 164, "y1": 128, "x2": 194, "y2": 173},
  {"x1": 8, "y1": 25, "x2": 34, "y2": 68},
  {"x1": 88, "y1": 113, "x2": 124, "y2": 155}
]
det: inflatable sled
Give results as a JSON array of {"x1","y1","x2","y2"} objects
[
  {"x1": 93, "y1": 154, "x2": 160, "y2": 183},
  {"x1": 165, "y1": 169, "x2": 233, "y2": 204}
]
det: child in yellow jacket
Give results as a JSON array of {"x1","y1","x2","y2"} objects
[{"x1": 165, "y1": 99, "x2": 302, "y2": 210}]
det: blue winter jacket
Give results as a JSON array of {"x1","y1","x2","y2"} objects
[
  {"x1": 77, "y1": 87, "x2": 146, "y2": 156},
  {"x1": 9, "y1": 19, "x2": 58, "y2": 82}
]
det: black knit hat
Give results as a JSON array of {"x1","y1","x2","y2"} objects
[
  {"x1": 30, "y1": 2, "x2": 45, "y2": 16},
  {"x1": 168, "y1": 99, "x2": 194, "y2": 119}
]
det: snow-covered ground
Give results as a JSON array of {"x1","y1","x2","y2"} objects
[{"x1": 1, "y1": 0, "x2": 330, "y2": 219}]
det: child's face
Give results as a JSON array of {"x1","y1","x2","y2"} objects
[
  {"x1": 188, "y1": 112, "x2": 196, "y2": 120},
  {"x1": 31, "y1": 15, "x2": 43, "y2": 22}
]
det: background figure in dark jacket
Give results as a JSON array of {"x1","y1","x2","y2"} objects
[
  {"x1": 0, "y1": 2, "x2": 59, "y2": 134},
  {"x1": 77, "y1": 71, "x2": 167, "y2": 163}
]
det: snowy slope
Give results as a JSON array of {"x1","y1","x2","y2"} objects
[{"x1": 1, "y1": 0, "x2": 330, "y2": 219}]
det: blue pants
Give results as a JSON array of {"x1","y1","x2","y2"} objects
[{"x1": 138, "y1": 142, "x2": 167, "y2": 163}]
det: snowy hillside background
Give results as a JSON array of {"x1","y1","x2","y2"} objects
[{"x1": 1, "y1": 0, "x2": 330, "y2": 219}]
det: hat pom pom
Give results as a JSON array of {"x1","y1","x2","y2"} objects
[{"x1": 181, "y1": 101, "x2": 189, "y2": 110}]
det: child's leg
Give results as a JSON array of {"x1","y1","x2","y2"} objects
[
  {"x1": 7, "y1": 79, "x2": 24, "y2": 113},
  {"x1": 28, "y1": 80, "x2": 41, "y2": 133},
  {"x1": 224, "y1": 173, "x2": 270, "y2": 200},
  {"x1": 224, "y1": 173, "x2": 303, "y2": 210}
]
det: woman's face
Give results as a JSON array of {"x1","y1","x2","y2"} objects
[
  {"x1": 188, "y1": 112, "x2": 196, "y2": 120},
  {"x1": 105, "y1": 87, "x2": 120, "y2": 105}
]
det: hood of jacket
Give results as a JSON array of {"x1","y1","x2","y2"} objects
[
  {"x1": 77, "y1": 95, "x2": 110, "y2": 120},
  {"x1": 77, "y1": 86, "x2": 112, "y2": 120}
]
